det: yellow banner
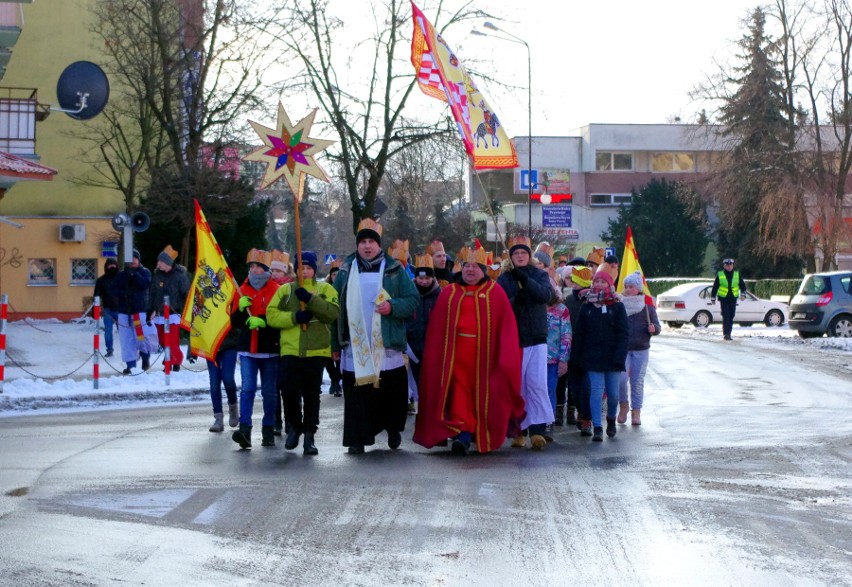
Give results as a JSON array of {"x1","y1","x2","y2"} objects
[
  {"x1": 411, "y1": 2, "x2": 518, "y2": 170},
  {"x1": 616, "y1": 226, "x2": 655, "y2": 306},
  {"x1": 180, "y1": 200, "x2": 239, "y2": 362}
]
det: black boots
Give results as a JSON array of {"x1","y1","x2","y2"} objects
[
  {"x1": 261, "y1": 426, "x2": 275, "y2": 447},
  {"x1": 303, "y1": 433, "x2": 318, "y2": 455},
  {"x1": 232, "y1": 424, "x2": 252, "y2": 449},
  {"x1": 387, "y1": 430, "x2": 402, "y2": 450},
  {"x1": 606, "y1": 417, "x2": 617, "y2": 438},
  {"x1": 140, "y1": 353, "x2": 150, "y2": 371},
  {"x1": 284, "y1": 428, "x2": 300, "y2": 450},
  {"x1": 554, "y1": 404, "x2": 564, "y2": 426}
]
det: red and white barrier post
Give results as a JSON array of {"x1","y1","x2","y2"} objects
[
  {"x1": 0, "y1": 293, "x2": 8, "y2": 393},
  {"x1": 163, "y1": 295, "x2": 171, "y2": 384},
  {"x1": 93, "y1": 295, "x2": 101, "y2": 389}
]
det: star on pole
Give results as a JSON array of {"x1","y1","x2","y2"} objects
[{"x1": 244, "y1": 104, "x2": 334, "y2": 199}]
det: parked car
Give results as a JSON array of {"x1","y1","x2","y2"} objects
[
  {"x1": 657, "y1": 282, "x2": 787, "y2": 329},
  {"x1": 788, "y1": 271, "x2": 852, "y2": 338}
]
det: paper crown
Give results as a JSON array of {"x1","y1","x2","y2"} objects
[
  {"x1": 586, "y1": 247, "x2": 604, "y2": 265},
  {"x1": 387, "y1": 239, "x2": 409, "y2": 263},
  {"x1": 270, "y1": 249, "x2": 290, "y2": 270},
  {"x1": 161, "y1": 245, "x2": 179, "y2": 261},
  {"x1": 356, "y1": 218, "x2": 383, "y2": 238},
  {"x1": 246, "y1": 248, "x2": 272, "y2": 268},
  {"x1": 414, "y1": 253, "x2": 434, "y2": 269},
  {"x1": 508, "y1": 235, "x2": 532, "y2": 251},
  {"x1": 571, "y1": 265, "x2": 593, "y2": 287},
  {"x1": 425, "y1": 239, "x2": 445, "y2": 255},
  {"x1": 535, "y1": 242, "x2": 554, "y2": 258},
  {"x1": 457, "y1": 245, "x2": 489, "y2": 266},
  {"x1": 329, "y1": 259, "x2": 343, "y2": 270}
]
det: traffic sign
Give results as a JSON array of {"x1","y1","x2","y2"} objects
[
  {"x1": 519, "y1": 169, "x2": 538, "y2": 191},
  {"x1": 605, "y1": 247, "x2": 616, "y2": 258},
  {"x1": 101, "y1": 241, "x2": 118, "y2": 257},
  {"x1": 324, "y1": 254, "x2": 337, "y2": 265}
]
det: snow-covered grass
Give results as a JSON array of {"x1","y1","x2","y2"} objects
[{"x1": 0, "y1": 317, "x2": 849, "y2": 416}]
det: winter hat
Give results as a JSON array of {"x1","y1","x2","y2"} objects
[
  {"x1": 355, "y1": 218, "x2": 383, "y2": 244},
  {"x1": 413, "y1": 253, "x2": 435, "y2": 278},
  {"x1": 158, "y1": 245, "x2": 178, "y2": 267},
  {"x1": 622, "y1": 271, "x2": 644, "y2": 290},
  {"x1": 571, "y1": 266, "x2": 593, "y2": 288},
  {"x1": 296, "y1": 251, "x2": 318, "y2": 273},
  {"x1": 132, "y1": 249, "x2": 141, "y2": 261},
  {"x1": 104, "y1": 257, "x2": 118, "y2": 270},
  {"x1": 604, "y1": 254, "x2": 619, "y2": 265},
  {"x1": 593, "y1": 270, "x2": 615, "y2": 289},
  {"x1": 567, "y1": 256, "x2": 586, "y2": 266},
  {"x1": 507, "y1": 235, "x2": 532, "y2": 256},
  {"x1": 533, "y1": 242, "x2": 554, "y2": 268}
]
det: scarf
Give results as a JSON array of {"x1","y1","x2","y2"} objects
[
  {"x1": 357, "y1": 251, "x2": 385, "y2": 272},
  {"x1": 346, "y1": 259, "x2": 386, "y2": 387},
  {"x1": 248, "y1": 271, "x2": 271, "y2": 290},
  {"x1": 581, "y1": 285, "x2": 619, "y2": 306},
  {"x1": 621, "y1": 294, "x2": 646, "y2": 317}
]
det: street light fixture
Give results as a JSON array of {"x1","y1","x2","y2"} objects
[{"x1": 471, "y1": 23, "x2": 533, "y2": 237}]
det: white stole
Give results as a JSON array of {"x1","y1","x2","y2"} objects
[{"x1": 346, "y1": 260, "x2": 386, "y2": 387}]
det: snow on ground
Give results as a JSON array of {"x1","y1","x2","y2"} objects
[{"x1": 0, "y1": 317, "x2": 849, "y2": 416}]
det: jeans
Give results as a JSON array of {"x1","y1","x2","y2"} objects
[
  {"x1": 546, "y1": 363, "x2": 559, "y2": 415},
  {"x1": 587, "y1": 371, "x2": 621, "y2": 427},
  {"x1": 239, "y1": 355, "x2": 278, "y2": 427},
  {"x1": 102, "y1": 309, "x2": 117, "y2": 353},
  {"x1": 618, "y1": 349, "x2": 649, "y2": 410},
  {"x1": 207, "y1": 348, "x2": 238, "y2": 414}
]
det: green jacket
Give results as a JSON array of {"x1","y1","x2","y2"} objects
[
  {"x1": 266, "y1": 278, "x2": 339, "y2": 358},
  {"x1": 332, "y1": 253, "x2": 419, "y2": 353}
]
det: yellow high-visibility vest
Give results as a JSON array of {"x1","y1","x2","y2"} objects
[{"x1": 717, "y1": 271, "x2": 740, "y2": 298}]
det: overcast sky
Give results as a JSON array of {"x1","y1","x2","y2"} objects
[{"x1": 442, "y1": 0, "x2": 757, "y2": 136}]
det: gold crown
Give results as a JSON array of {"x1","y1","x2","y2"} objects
[
  {"x1": 161, "y1": 245, "x2": 179, "y2": 261},
  {"x1": 535, "y1": 241, "x2": 554, "y2": 258},
  {"x1": 414, "y1": 253, "x2": 434, "y2": 269},
  {"x1": 356, "y1": 217, "x2": 383, "y2": 238},
  {"x1": 271, "y1": 249, "x2": 290, "y2": 265},
  {"x1": 586, "y1": 247, "x2": 604, "y2": 265},
  {"x1": 508, "y1": 235, "x2": 531, "y2": 250},
  {"x1": 425, "y1": 239, "x2": 445, "y2": 255},
  {"x1": 246, "y1": 248, "x2": 272, "y2": 267},
  {"x1": 571, "y1": 265, "x2": 593, "y2": 287},
  {"x1": 458, "y1": 245, "x2": 489, "y2": 266},
  {"x1": 387, "y1": 239, "x2": 409, "y2": 262},
  {"x1": 330, "y1": 259, "x2": 343, "y2": 270}
]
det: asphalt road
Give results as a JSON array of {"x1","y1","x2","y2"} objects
[{"x1": 1, "y1": 337, "x2": 850, "y2": 586}]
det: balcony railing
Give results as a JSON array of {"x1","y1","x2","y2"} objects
[{"x1": 0, "y1": 88, "x2": 46, "y2": 155}]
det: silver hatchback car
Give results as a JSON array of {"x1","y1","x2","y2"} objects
[{"x1": 788, "y1": 271, "x2": 852, "y2": 338}]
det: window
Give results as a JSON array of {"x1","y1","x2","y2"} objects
[
  {"x1": 71, "y1": 258, "x2": 97, "y2": 286},
  {"x1": 595, "y1": 151, "x2": 633, "y2": 171},
  {"x1": 28, "y1": 258, "x2": 57, "y2": 285},
  {"x1": 590, "y1": 193, "x2": 632, "y2": 206},
  {"x1": 652, "y1": 152, "x2": 695, "y2": 172}
]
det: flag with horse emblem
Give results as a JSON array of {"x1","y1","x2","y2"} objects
[
  {"x1": 180, "y1": 199, "x2": 240, "y2": 362},
  {"x1": 410, "y1": 2, "x2": 518, "y2": 170}
]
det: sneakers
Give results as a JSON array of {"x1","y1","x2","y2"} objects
[
  {"x1": 606, "y1": 417, "x2": 617, "y2": 438},
  {"x1": 329, "y1": 383, "x2": 342, "y2": 395},
  {"x1": 580, "y1": 420, "x2": 593, "y2": 436},
  {"x1": 388, "y1": 430, "x2": 402, "y2": 450},
  {"x1": 228, "y1": 403, "x2": 239, "y2": 428},
  {"x1": 104, "y1": 349, "x2": 113, "y2": 358},
  {"x1": 209, "y1": 413, "x2": 224, "y2": 433},
  {"x1": 407, "y1": 400, "x2": 417, "y2": 415},
  {"x1": 592, "y1": 426, "x2": 604, "y2": 442},
  {"x1": 617, "y1": 403, "x2": 629, "y2": 424},
  {"x1": 530, "y1": 434, "x2": 547, "y2": 451}
]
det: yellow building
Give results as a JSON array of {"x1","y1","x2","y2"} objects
[{"x1": 0, "y1": 0, "x2": 123, "y2": 319}]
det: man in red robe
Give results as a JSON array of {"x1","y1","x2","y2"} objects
[{"x1": 413, "y1": 247, "x2": 525, "y2": 454}]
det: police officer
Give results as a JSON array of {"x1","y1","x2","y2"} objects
[{"x1": 710, "y1": 258, "x2": 748, "y2": 341}]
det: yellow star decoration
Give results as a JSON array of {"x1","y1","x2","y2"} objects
[{"x1": 244, "y1": 104, "x2": 334, "y2": 199}]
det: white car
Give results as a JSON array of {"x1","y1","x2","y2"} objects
[{"x1": 656, "y1": 282, "x2": 788, "y2": 328}]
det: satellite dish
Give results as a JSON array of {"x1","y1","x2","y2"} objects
[{"x1": 55, "y1": 61, "x2": 110, "y2": 120}]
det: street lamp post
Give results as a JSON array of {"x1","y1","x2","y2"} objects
[{"x1": 472, "y1": 23, "x2": 532, "y2": 237}]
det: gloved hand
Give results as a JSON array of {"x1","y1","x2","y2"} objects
[
  {"x1": 295, "y1": 310, "x2": 313, "y2": 324},
  {"x1": 246, "y1": 316, "x2": 266, "y2": 330},
  {"x1": 238, "y1": 296, "x2": 252, "y2": 311},
  {"x1": 511, "y1": 268, "x2": 528, "y2": 284},
  {"x1": 294, "y1": 287, "x2": 312, "y2": 303}
]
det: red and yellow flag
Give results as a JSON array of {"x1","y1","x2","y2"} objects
[
  {"x1": 410, "y1": 2, "x2": 518, "y2": 170},
  {"x1": 180, "y1": 200, "x2": 240, "y2": 362},
  {"x1": 616, "y1": 226, "x2": 655, "y2": 306}
]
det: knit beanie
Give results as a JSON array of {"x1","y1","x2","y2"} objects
[
  {"x1": 593, "y1": 270, "x2": 615, "y2": 289},
  {"x1": 622, "y1": 271, "x2": 643, "y2": 290},
  {"x1": 157, "y1": 245, "x2": 178, "y2": 267},
  {"x1": 296, "y1": 251, "x2": 318, "y2": 273}
]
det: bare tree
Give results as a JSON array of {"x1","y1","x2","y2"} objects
[{"x1": 265, "y1": 0, "x2": 490, "y2": 236}]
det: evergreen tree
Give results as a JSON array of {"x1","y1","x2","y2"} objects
[
  {"x1": 715, "y1": 8, "x2": 803, "y2": 277},
  {"x1": 601, "y1": 178, "x2": 709, "y2": 277}
]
